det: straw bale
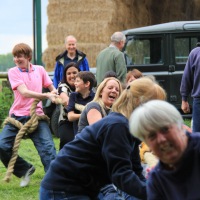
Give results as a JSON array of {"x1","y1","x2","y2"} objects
[
  {"x1": 77, "y1": 43, "x2": 108, "y2": 68},
  {"x1": 42, "y1": 45, "x2": 64, "y2": 71},
  {"x1": 47, "y1": 21, "x2": 115, "y2": 45},
  {"x1": 43, "y1": 0, "x2": 136, "y2": 71},
  {"x1": 194, "y1": 0, "x2": 200, "y2": 17},
  {"x1": 43, "y1": 0, "x2": 200, "y2": 71}
]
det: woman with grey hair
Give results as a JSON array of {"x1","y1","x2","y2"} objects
[
  {"x1": 129, "y1": 100, "x2": 184, "y2": 142},
  {"x1": 129, "y1": 100, "x2": 200, "y2": 200}
]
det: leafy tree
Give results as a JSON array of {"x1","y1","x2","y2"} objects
[
  {"x1": 0, "y1": 82, "x2": 13, "y2": 127},
  {"x1": 0, "y1": 53, "x2": 14, "y2": 72}
]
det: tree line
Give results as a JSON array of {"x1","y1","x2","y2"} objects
[{"x1": 0, "y1": 53, "x2": 14, "y2": 72}]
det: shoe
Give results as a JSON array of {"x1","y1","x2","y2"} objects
[{"x1": 20, "y1": 165, "x2": 35, "y2": 187}]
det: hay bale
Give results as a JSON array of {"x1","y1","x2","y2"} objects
[
  {"x1": 43, "y1": 0, "x2": 200, "y2": 71},
  {"x1": 43, "y1": 0, "x2": 136, "y2": 70}
]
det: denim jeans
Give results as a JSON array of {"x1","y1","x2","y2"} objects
[
  {"x1": 98, "y1": 184, "x2": 141, "y2": 200},
  {"x1": 0, "y1": 115, "x2": 56, "y2": 177},
  {"x1": 39, "y1": 186, "x2": 91, "y2": 200},
  {"x1": 192, "y1": 98, "x2": 200, "y2": 132}
]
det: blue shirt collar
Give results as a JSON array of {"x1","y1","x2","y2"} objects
[{"x1": 18, "y1": 64, "x2": 35, "y2": 72}]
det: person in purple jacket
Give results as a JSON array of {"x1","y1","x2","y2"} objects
[
  {"x1": 130, "y1": 100, "x2": 200, "y2": 200},
  {"x1": 53, "y1": 35, "x2": 90, "y2": 88},
  {"x1": 180, "y1": 44, "x2": 200, "y2": 132}
]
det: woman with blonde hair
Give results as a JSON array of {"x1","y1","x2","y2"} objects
[
  {"x1": 39, "y1": 77, "x2": 166, "y2": 200},
  {"x1": 78, "y1": 77, "x2": 123, "y2": 133},
  {"x1": 115, "y1": 76, "x2": 166, "y2": 169},
  {"x1": 113, "y1": 77, "x2": 166, "y2": 118}
]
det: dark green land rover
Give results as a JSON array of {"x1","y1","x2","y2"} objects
[{"x1": 123, "y1": 20, "x2": 200, "y2": 117}]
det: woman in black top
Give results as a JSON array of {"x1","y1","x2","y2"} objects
[{"x1": 57, "y1": 62, "x2": 79, "y2": 149}]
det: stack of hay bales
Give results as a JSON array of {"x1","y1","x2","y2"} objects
[
  {"x1": 42, "y1": 0, "x2": 136, "y2": 71},
  {"x1": 42, "y1": 0, "x2": 200, "y2": 72}
]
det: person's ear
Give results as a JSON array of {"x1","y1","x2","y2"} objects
[
  {"x1": 25, "y1": 56, "x2": 31, "y2": 61},
  {"x1": 85, "y1": 81, "x2": 90, "y2": 88}
]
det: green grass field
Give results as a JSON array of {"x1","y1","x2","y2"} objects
[
  {"x1": 0, "y1": 136, "x2": 59, "y2": 200},
  {"x1": 0, "y1": 119, "x2": 191, "y2": 199},
  {"x1": 184, "y1": 118, "x2": 191, "y2": 128}
]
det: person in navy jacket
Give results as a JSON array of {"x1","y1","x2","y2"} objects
[
  {"x1": 180, "y1": 44, "x2": 200, "y2": 132},
  {"x1": 130, "y1": 100, "x2": 200, "y2": 200},
  {"x1": 53, "y1": 35, "x2": 90, "y2": 88}
]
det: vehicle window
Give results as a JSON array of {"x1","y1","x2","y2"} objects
[
  {"x1": 124, "y1": 37, "x2": 163, "y2": 65},
  {"x1": 174, "y1": 36, "x2": 198, "y2": 63}
]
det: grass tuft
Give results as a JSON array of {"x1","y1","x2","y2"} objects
[{"x1": 0, "y1": 136, "x2": 59, "y2": 200}]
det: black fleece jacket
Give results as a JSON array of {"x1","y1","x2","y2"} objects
[{"x1": 41, "y1": 112, "x2": 146, "y2": 199}]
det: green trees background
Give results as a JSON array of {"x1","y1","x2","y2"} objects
[
  {"x1": 0, "y1": 53, "x2": 14, "y2": 126},
  {"x1": 0, "y1": 82, "x2": 13, "y2": 127},
  {"x1": 0, "y1": 53, "x2": 14, "y2": 71}
]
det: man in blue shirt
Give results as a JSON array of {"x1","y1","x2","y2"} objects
[{"x1": 53, "y1": 35, "x2": 90, "y2": 88}]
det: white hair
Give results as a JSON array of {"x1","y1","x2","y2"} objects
[
  {"x1": 111, "y1": 32, "x2": 126, "y2": 43},
  {"x1": 65, "y1": 35, "x2": 77, "y2": 44},
  {"x1": 129, "y1": 100, "x2": 184, "y2": 141}
]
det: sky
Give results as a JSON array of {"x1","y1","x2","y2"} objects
[{"x1": 0, "y1": 0, "x2": 48, "y2": 54}]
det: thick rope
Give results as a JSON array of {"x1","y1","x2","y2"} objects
[
  {"x1": 75, "y1": 103, "x2": 85, "y2": 112},
  {"x1": 140, "y1": 142, "x2": 158, "y2": 168},
  {"x1": 3, "y1": 99, "x2": 49, "y2": 182}
]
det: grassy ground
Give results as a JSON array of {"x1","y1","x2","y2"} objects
[
  {"x1": 0, "y1": 119, "x2": 191, "y2": 199},
  {"x1": 184, "y1": 118, "x2": 191, "y2": 128},
  {"x1": 0, "y1": 136, "x2": 59, "y2": 200}
]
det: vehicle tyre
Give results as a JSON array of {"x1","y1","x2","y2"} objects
[{"x1": 50, "y1": 105, "x2": 60, "y2": 138}]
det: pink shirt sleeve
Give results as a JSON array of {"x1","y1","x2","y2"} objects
[{"x1": 8, "y1": 67, "x2": 25, "y2": 90}]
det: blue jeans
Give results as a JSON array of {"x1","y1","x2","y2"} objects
[
  {"x1": 0, "y1": 115, "x2": 56, "y2": 177},
  {"x1": 98, "y1": 184, "x2": 141, "y2": 200},
  {"x1": 193, "y1": 98, "x2": 200, "y2": 132},
  {"x1": 39, "y1": 186, "x2": 91, "y2": 200}
]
